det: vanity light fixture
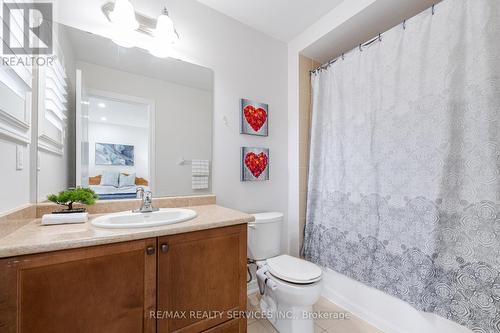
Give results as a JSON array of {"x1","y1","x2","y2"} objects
[
  {"x1": 103, "y1": 2, "x2": 180, "y2": 58},
  {"x1": 98, "y1": 102, "x2": 106, "y2": 108}
]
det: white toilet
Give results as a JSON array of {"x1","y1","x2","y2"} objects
[{"x1": 248, "y1": 212, "x2": 323, "y2": 333}]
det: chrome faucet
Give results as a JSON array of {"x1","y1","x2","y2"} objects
[{"x1": 134, "y1": 187, "x2": 159, "y2": 213}]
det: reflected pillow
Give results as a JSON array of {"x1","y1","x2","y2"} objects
[
  {"x1": 88, "y1": 175, "x2": 102, "y2": 185},
  {"x1": 100, "y1": 171, "x2": 120, "y2": 187},
  {"x1": 119, "y1": 173, "x2": 136, "y2": 188}
]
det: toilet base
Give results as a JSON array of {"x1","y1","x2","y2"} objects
[
  {"x1": 261, "y1": 295, "x2": 315, "y2": 333},
  {"x1": 260, "y1": 282, "x2": 314, "y2": 333}
]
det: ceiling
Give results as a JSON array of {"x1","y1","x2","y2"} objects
[
  {"x1": 88, "y1": 96, "x2": 150, "y2": 128},
  {"x1": 302, "y1": 0, "x2": 440, "y2": 63},
  {"x1": 57, "y1": 0, "x2": 442, "y2": 67},
  {"x1": 196, "y1": 0, "x2": 344, "y2": 42}
]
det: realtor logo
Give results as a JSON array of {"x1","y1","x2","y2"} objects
[{"x1": 3, "y1": 2, "x2": 53, "y2": 55}]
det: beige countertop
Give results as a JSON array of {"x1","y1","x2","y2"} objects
[{"x1": 0, "y1": 205, "x2": 254, "y2": 259}]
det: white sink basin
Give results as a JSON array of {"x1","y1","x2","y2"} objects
[{"x1": 91, "y1": 208, "x2": 197, "y2": 229}]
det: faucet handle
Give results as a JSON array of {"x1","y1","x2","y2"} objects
[
  {"x1": 145, "y1": 191, "x2": 158, "y2": 212},
  {"x1": 133, "y1": 188, "x2": 157, "y2": 213}
]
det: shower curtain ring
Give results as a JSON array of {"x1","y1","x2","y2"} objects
[
  {"x1": 341, "y1": 53, "x2": 345, "y2": 60},
  {"x1": 359, "y1": 44, "x2": 363, "y2": 52},
  {"x1": 378, "y1": 33, "x2": 382, "y2": 42},
  {"x1": 403, "y1": 19, "x2": 406, "y2": 30},
  {"x1": 432, "y1": 4, "x2": 435, "y2": 15}
]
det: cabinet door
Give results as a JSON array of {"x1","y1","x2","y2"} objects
[
  {"x1": 0, "y1": 239, "x2": 157, "y2": 333},
  {"x1": 202, "y1": 319, "x2": 243, "y2": 333},
  {"x1": 157, "y1": 225, "x2": 247, "y2": 333}
]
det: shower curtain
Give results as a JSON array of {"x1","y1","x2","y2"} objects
[{"x1": 303, "y1": 0, "x2": 500, "y2": 332}]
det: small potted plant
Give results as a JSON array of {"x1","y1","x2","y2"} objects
[{"x1": 47, "y1": 188, "x2": 98, "y2": 214}]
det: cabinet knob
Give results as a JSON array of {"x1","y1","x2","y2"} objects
[
  {"x1": 161, "y1": 244, "x2": 169, "y2": 253},
  {"x1": 146, "y1": 246, "x2": 156, "y2": 255}
]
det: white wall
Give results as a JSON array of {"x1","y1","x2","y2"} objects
[
  {"x1": 0, "y1": 140, "x2": 30, "y2": 213},
  {"x1": 77, "y1": 61, "x2": 212, "y2": 196},
  {"x1": 0, "y1": 72, "x2": 31, "y2": 212},
  {"x1": 0, "y1": 5, "x2": 32, "y2": 213},
  {"x1": 37, "y1": 151, "x2": 71, "y2": 202},
  {"x1": 56, "y1": 0, "x2": 288, "y2": 253},
  {"x1": 88, "y1": 122, "x2": 149, "y2": 179},
  {"x1": 169, "y1": 0, "x2": 289, "y2": 253}
]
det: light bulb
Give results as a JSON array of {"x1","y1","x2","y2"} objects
[
  {"x1": 153, "y1": 7, "x2": 178, "y2": 44},
  {"x1": 109, "y1": 0, "x2": 139, "y2": 31}
]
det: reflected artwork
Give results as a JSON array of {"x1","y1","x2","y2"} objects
[{"x1": 95, "y1": 143, "x2": 134, "y2": 166}]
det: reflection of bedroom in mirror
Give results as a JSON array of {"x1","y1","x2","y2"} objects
[
  {"x1": 81, "y1": 94, "x2": 153, "y2": 200},
  {"x1": 33, "y1": 22, "x2": 213, "y2": 202}
]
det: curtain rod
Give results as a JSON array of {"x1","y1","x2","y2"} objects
[{"x1": 310, "y1": 3, "x2": 437, "y2": 75}]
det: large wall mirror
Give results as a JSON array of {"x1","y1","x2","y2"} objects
[{"x1": 35, "y1": 23, "x2": 213, "y2": 201}]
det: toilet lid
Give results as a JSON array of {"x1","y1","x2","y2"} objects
[{"x1": 267, "y1": 255, "x2": 322, "y2": 284}]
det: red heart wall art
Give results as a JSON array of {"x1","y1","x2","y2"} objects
[
  {"x1": 244, "y1": 105, "x2": 267, "y2": 132},
  {"x1": 244, "y1": 152, "x2": 268, "y2": 178}
]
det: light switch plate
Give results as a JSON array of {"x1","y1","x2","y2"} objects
[{"x1": 16, "y1": 145, "x2": 23, "y2": 170}]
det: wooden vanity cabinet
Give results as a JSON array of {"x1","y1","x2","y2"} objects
[
  {"x1": 0, "y1": 224, "x2": 247, "y2": 333},
  {"x1": 0, "y1": 238, "x2": 157, "y2": 333},
  {"x1": 157, "y1": 224, "x2": 247, "y2": 333},
  {"x1": 202, "y1": 318, "x2": 243, "y2": 333}
]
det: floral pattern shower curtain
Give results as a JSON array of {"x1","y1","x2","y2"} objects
[{"x1": 303, "y1": 0, "x2": 500, "y2": 332}]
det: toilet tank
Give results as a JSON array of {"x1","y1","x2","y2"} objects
[{"x1": 248, "y1": 212, "x2": 284, "y2": 261}]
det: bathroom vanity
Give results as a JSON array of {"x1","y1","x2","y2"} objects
[{"x1": 0, "y1": 202, "x2": 252, "y2": 333}]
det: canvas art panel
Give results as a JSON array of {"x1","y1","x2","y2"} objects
[
  {"x1": 241, "y1": 147, "x2": 269, "y2": 181},
  {"x1": 240, "y1": 99, "x2": 269, "y2": 136},
  {"x1": 95, "y1": 143, "x2": 135, "y2": 166}
]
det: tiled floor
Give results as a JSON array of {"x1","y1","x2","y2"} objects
[{"x1": 247, "y1": 293, "x2": 383, "y2": 333}]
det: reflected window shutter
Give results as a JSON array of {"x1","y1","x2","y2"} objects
[{"x1": 44, "y1": 59, "x2": 68, "y2": 131}]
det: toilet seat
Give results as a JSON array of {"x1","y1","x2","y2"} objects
[{"x1": 266, "y1": 255, "x2": 322, "y2": 284}]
